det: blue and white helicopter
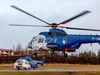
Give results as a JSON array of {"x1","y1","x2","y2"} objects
[
  {"x1": 14, "y1": 55, "x2": 45, "y2": 70},
  {"x1": 10, "y1": 5, "x2": 100, "y2": 57}
]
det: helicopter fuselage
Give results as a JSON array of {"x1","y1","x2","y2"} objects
[
  {"x1": 28, "y1": 28, "x2": 100, "y2": 57},
  {"x1": 39, "y1": 29, "x2": 100, "y2": 53},
  {"x1": 10, "y1": 5, "x2": 100, "y2": 57}
]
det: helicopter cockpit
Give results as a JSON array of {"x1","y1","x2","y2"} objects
[{"x1": 28, "y1": 35, "x2": 48, "y2": 51}]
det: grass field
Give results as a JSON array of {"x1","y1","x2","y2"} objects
[
  {"x1": 37, "y1": 64, "x2": 100, "y2": 69},
  {"x1": 0, "y1": 64, "x2": 100, "y2": 75},
  {"x1": 0, "y1": 64, "x2": 13, "y2": 70}
]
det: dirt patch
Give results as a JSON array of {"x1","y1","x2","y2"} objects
[
  {"x1": 0, "y1": 64, "x2": 13, "y2": 70},
  {"x1": 37, "y1": 63, "x2": 100, "y2": 69}
]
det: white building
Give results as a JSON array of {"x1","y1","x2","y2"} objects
[{"x1": 0, "y1": 48, "x2": 14, "y2": 55}]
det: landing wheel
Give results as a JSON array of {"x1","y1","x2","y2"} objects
[
  {"x1": 23, "y1": 67, "x2": 27, "y2": 70},
  {"x1": 34, "y1": 52, "x2": 37, "y2": 57},
  {"x1": 33, "y1": 50, "x2": 38, "y2": 57},
  {"x1": 33, "y1": 66, "x2": 38, "y2": 70},
  {"x1": 64, "y1": 54, "x2": 68, "y2": 57},
  {"x1": 51, "y1": 50, "x2": 55, "y2": 55},
  {"x1": 16, "y1": 66, "x2": 20, "y2": 70}
]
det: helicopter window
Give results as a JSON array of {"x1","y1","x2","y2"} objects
[
  {"x1": 45, "y1": 38, "x2": 47, "y2": 43},
  {"x1": 54, "y1": 38, "x2": 57, "y2": 43},
  {"x1": 32, "y1": 40, "x2": 34, "y2": 42},
  {"x1": 38, "y1": 38, "x2": 44, "y2": 43},
  {"x1": 25, "y1": 62, "x2": 28, "y2": 64},
  {"x1": 63, "y1": 38, "x2": 66, "y2": 44},
  {"x1": 41, "y1": 38, "x2": 44, "y2": 43},
  {"x1": 47, "y1": 38, "x2": 51, "y2": 43},
  {"x1": 35, "y1": 39, "x2": 37, "y2": 41},
  {"x1": 16, "y1": 60, "x2": 20, "y2": 63}
]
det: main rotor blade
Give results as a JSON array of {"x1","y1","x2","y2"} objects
[
  {"x1": 11, "y1": 5, "x2": 50, "y2": 25},
  {"x1": 9, "y1": 24, "x2": 50, "y2": 27},
  {"x1": 65, "y1": 27, "x2": 100, "y2": 31},
  {"x1": 59, "y1": 10, "x2": 91, "y2": 25}
]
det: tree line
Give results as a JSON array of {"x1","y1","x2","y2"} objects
[
  {"x1": 0, "y1": 50, "x2": 100, "y2": 64},
  {"x1": 0, "y1": 43, "x2": 100, "y2": 64}
]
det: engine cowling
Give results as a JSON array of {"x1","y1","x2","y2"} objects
[{"x1": 67, "y1": 48, "x2": 76, "y2": 52}]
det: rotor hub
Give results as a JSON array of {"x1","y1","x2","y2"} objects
[{"x1": 51, "y1": 23, "x2": 58, "y2": 28}]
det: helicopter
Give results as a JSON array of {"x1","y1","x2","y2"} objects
[
  {"x1": 14, "y1": 55, "x2": 45, "y2": 70},
  {"x1": 10, "y1": 5, "x2": 100, "y2": 57}
]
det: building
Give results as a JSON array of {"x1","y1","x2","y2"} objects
[{"x1": 0, "y1": 48, "x2": 14, "y2": 55}]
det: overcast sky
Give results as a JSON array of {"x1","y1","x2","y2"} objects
[{"x1": 0, "y1": 0, "x2": 100, "y2": 53}]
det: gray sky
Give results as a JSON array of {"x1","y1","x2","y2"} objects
[{"x1": 0, "y1": 0, "x2": 100, "y2": 53}]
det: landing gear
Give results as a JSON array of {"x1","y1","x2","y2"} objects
[
  {"x1": 32, "y1": 50, "x2": 38, "y2": 57},
  {"x1": 51, "y1": 50, "x2": 55, "y2": 55},
  {"x1": 34, "y1": 52, "x2": 37, "y2": 57},
  {"x1": 16, "y1": 66, "x2": 20, "y2": 70},
  {"x1": 33, "y1": 66, "x2": 38, "y2": 70},
  {"x1": 64, "y1": 48, "x2": 68, "y2": 58},
  {"x1": 64, "y1": 53, "x2": 68, "y2": 57}
]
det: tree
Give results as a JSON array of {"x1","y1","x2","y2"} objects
[
  {"x1": 79, "y1": 51, "x2": 96, "y2": 64},
  {"x1": 97, "y1": 49, "x2": 100, "y2": 59},
  {"x1": 97, "y1": 49, "x2": 100, "y2": 64},
  {"x1": 12, "y1": 45, "x2": 15, "y2": 51},
  {"x1": 16, "y1": 43, "x2": 22, "y2": 51}
]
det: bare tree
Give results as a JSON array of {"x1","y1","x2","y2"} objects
[
  {"x1": 16, "y1": 43, "x2": 22, "y2": 51},
  {"x1": 12, "y1": 45, "x2": 15, "y2": 51}
]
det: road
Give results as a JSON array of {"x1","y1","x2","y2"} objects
[{"x1": 0, "y1": 68, "x2": 100, "y2": 72}]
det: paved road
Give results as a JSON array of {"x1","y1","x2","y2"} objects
[{"x1": 0, "y1": 68, "x2": 100, "y2": 72}]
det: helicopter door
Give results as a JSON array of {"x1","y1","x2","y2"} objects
[{"x1": 32, "y1": 35, "x2": 47, "y2": 51}]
